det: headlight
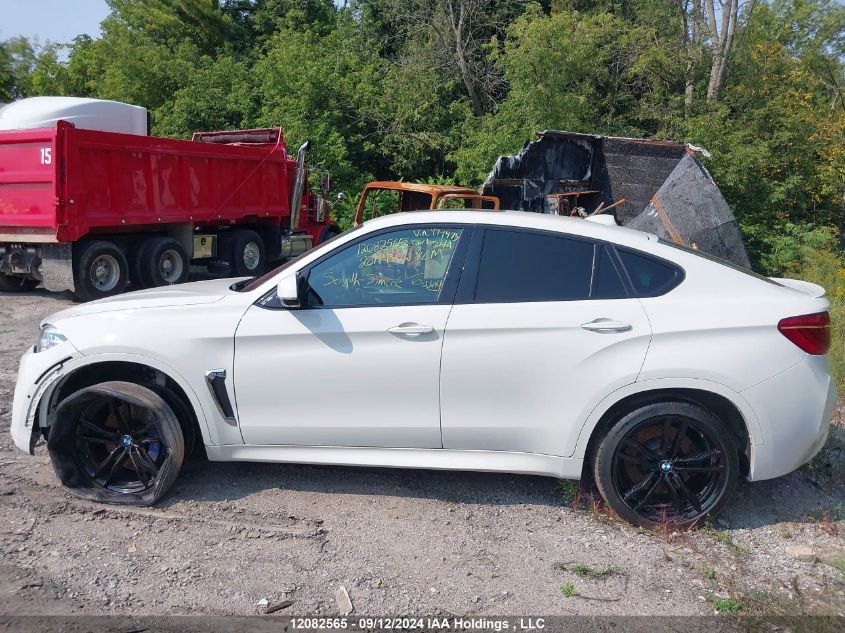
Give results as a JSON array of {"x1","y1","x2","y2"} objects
[{"x1": 37, "y1": 324, "x2": 67, "y2": 353}]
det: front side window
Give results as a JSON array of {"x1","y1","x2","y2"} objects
[
  {"x1": 473, "y1": 228, "x2": 594, "y2": 302},
  {"x1": 304, "y1": 227, "x2": 465, "y2": 307}
]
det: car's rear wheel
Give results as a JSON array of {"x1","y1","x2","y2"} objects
[
  {"x1": 47, "y1": 381, "x2": 184, "y2": 505},
  {"x1": 593, "y1": 401, "x2": 739, "y2": 528}
]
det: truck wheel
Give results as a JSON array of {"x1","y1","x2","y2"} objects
[
  {"x1": 0, "y1": 273, "x2": 39, "y2": 292},
  {"x1": 228, "y1": 229, "x2": 265, "y2": 277},
  {"x1": 130, "y1": 236, "x2": 156, "y2": 289},
  {"x1": 140, "y1": 237, "x2": 189, "y2": 287},
  {"x1": 46, "y1": 381, "x2": 184, "y2": 506},
  {"x1": 74, "y1": 240, "x2": 129, "y2": 301}
]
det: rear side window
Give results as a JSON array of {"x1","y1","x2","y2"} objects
[
  {"x1": 617, "y1": 248, "x2": 683, "y2": 297},
  {"x1": 474, "y1": 229, "x2": 593, "y2": 302},
  {"x1": 593, "y1": 246, "x2": 628, "y2": 299}
]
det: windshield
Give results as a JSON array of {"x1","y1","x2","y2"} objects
[{"x1": 233, "y1": 226, "x2": 362, "y2": 293}]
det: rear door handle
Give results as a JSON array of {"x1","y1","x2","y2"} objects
[
  {"x1": 388, "y1": 323, "x2": 435, "y2": 336},
  {"x1": 580, "y1": 319, "x2": 632, "y2": 333}
]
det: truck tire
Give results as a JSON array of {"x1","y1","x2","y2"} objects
[
  {"x1": 73, "y1": 240, "x2": 129, "y2": 302},
  {"x1": 0, "y1": 273, "x2": 39, "y2": 292},
  {"x1": 228, "y1": 229, "x2": 265, "y2": 277},
  {"x1": 139, "y1": 237, "x2": 189, "y2": 287},
  {"x1": 47, "y1": 381, "x2": 184, "y2": 506},
  {"x1": 130, "y1": 236, "x2": 156, "y2": 289}
]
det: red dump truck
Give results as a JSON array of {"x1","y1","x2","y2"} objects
[{"x1": 0, "y1": 97, "x2": 340, "y2": 300}]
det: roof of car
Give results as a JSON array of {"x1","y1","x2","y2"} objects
[{"x1": 363, "y1": 209, "x2": 656, "y2": 247}]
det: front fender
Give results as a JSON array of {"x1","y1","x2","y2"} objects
[{"x1": 44, "y1": 352, "x2": 239, "y2": 447}]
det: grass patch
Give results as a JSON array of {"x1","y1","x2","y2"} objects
[
  {"x1": 699, "y1": 525, "x2": 751, "y2": 556},
  {"x1": 560, "y1": 582, "x2": 578, "y2": 597},
  {"x1": 803, "y1": 429, "x2": 845, "y2": 490},
  {"x1": 706, "y1": 595, "x2": 743, "y2": 614},
  {"x1": 702, "y1": 563, "x2": 716, "y2": 580},
  {"x1": 558, "y1": 480, "x2": 580, "y2": 505},
  {"x1": 566, "y1": 563, "x2": 621, "y2": 579},
  {"x1": 829, "y1": 555, "x2": 845, "y2": 578}
]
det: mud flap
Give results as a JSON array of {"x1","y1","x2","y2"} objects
[{"x1": 47, "y1": 381, "x2": 184, "y2": 506}]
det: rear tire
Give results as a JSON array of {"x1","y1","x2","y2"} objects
[
  {"x1": 47, "y1": 381, "x2": 184, "y2": 506},
  {"x1": 139, "y1": 237, "x2": 189, "y2": 287},
  {"x1": 130, "y1": 236, "x2": 156, "y2": 289},
  {"x1": 0, "y1": 273, "x2": 39, "y2": 291},
  {"x1": 592, "y1": 401, "x2": 739, "y2": 528},
  {"x1": 227, "y1": 229, "x2": 265, "y2": 277},
  {"x1": 73, "y1": 240, "x2": 128, "y2": 301}
]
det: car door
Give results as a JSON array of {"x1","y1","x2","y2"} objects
[
  {"x1": 440, "y1": 226, "x2": 653, "y2": 458},
  {"x1": 234, "y1": 224, "x2": 470, "y2": 448}
]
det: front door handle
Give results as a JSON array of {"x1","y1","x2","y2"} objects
[
  {"x1": 388, "y1": 323, "x2": 435, "y2": 336},
  {"x1": 580, "y1": 319, "x2": 632, "y2": 333}
]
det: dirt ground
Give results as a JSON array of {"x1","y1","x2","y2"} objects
[{"x1": 1, "y1": 288, "x2": 844, "y2": 618}]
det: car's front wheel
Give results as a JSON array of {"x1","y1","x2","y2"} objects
[
  {"x1": 47, "y1": 381, "x2": 184, "y2": 505},
  {"x1": 593, "y1": 401, "x2": 739, "y2": 528}
]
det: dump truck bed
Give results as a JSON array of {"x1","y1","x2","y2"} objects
[{"x1": 0, "y1": 121, "x2": 297, "y2": 243}]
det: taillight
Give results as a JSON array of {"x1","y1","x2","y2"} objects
[{"x1": 777, "y1": 312, "x2": 831, "y2": 355}]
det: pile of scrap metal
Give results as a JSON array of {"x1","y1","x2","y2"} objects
[{"x1": 482, "y1": 130, "x2": 751, "y2": 268}]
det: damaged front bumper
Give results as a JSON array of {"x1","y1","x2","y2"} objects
[{"x1": 10, "y1": 342, "x2": 81, "y2": 453}]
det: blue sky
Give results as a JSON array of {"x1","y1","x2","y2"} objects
[{"x1": 1, "y1": 0, "x2": 109, "y2": 44}]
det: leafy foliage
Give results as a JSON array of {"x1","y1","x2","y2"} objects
[{"x1": 1, "y1": 1, "x2": 843, "y2": 303}]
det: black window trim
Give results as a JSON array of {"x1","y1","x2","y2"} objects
[
  {"x1": 455, "y1": 224, "x2": 636, "y2": 305},
  {"x1": 258, "y1": 223, "x2": 474, "y2": 310},
  {"x1": 613, "y1": 244, "x2": 686, "y2": 298}
]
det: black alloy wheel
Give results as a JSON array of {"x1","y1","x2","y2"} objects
[
  {"x1": 47, "y1": 381, "x2": 184, "y2": 505},
  {"x1": 75, "y1": 397, "x2": 164, "y2": 492},
  {"x1": 593, "y1": 401, "x2": 739, "y2": 528}
]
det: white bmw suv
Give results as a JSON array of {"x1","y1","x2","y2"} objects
[{"x1": 10, "y1": 211, "x2": 837, "y2": 527}]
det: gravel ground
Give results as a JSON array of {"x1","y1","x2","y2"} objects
[{"x1": 1, "y1": 288, "x2": 844, "y2": 617}]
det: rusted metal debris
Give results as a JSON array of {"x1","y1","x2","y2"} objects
[{"x1": 482, "y1": 130, "x2": 751, "y2": 268}]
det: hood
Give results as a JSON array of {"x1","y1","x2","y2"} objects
[{"x1": 44, "y1": 278, "x2": 246, "y2": 324}]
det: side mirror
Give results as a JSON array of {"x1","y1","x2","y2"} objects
[{"x1": 277, "y1": 274, "x2": 300, "y2": 308}]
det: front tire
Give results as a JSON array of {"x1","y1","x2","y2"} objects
[
  {"x1": 592, "y1": 401, "x2": 739, "y2": 528},
  {"x1": 227, "y1": 229, "x2": 265, "y2": 277},
  {"x1": 47, "y1": 381, "x2": 184, "y2": 506},
  {"x1": 73, "y1": 240, "x2": 128, "y2": 301}
]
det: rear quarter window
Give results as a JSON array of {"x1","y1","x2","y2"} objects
[{"x1": 616, "y1": 247, "x2": 684, "y2": 297}]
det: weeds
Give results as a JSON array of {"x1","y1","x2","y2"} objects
[
  {"x1": 703, "y1": 563, "x2": 716, "y2": 580},
  {"x1": 803, "y1": 428, "x2": 845, "y2": 490},
  {"x1": 706, "y1": 594, "x2": 743, "y2": 614},
  {"x1": 558, "y1": 480, "x2": 580, "y2": 505},
  {"x1": 829, "y1": 555, "x2": 845, "y2": 578},
  {"x1": 560, "y1": 582, "x2": 578, "y2": 597},
  {"x1": 700, "y1": 524, "x2": 751, "y2": 557},
  {"x1": 801, "y1": 507, "x2": 841, "y2": 537},
  {"x1": 566, "y1": 563, "x2": 621, "y2": 579}
]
